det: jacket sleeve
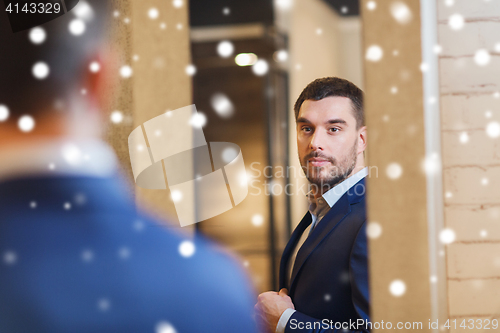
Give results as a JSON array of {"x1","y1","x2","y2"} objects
[{"x1": 284, "y1": 222, "x2": 370, "y2": 333}]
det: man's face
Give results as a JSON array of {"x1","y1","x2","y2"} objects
[{"x1": 297, "y1": 96, "x2": 364, "y2": 190}]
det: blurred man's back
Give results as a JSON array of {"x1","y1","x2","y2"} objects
[
  {"x1": 0, "y1": 174, "x2": 257, "y2": 332},
  {"x1": 0, "y1": 1, "x2": 257, "y2": 332}
]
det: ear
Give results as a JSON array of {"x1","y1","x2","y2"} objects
[
  {"x1": 81, "y1": 46, "x2": 119, "y2": 115},
  {"x1": 357, "y1": 126, "x2": 367, "y2": 154}
]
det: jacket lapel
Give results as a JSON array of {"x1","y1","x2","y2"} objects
[
  {"x1": 289, "y1": 193, "x2": 352, "y2": 292},
  {"x1": 279, "y1": 213, "x2": 312, "y2": 290}
]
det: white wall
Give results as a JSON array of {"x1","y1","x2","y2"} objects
[{"x1": 279, "y1": 0, "x2": 364, "y2": 225}]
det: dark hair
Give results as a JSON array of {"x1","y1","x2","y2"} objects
[
  {"x1": 294, "y1": 77, "x2": 364, "y2": 129},
  {"x1": 0, "y1": 0, "x2": 110, "y2": 122}
]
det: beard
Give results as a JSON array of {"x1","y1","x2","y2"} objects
[{"x1": 300, "y1": 139, "x2": 358, "y2": 191}]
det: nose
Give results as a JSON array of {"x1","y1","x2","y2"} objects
[{"x1": 309, "y1": 130, "x2": 325, "y2": 151}]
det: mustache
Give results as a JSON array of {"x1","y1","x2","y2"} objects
[{"x1": 303, "y1": 151, "x2": 335, "y2": 164}]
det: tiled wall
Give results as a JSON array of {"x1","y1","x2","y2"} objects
[{"x1": 437, "y1": 0, "x2": 500, "y2": 322}]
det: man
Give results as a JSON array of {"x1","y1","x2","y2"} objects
[
  {"x1": 255, "y1": 77, "x2": 370, "y2": 333},
  {"x1": 0, "y1": 1, "x2": 257, "y2": 332}
]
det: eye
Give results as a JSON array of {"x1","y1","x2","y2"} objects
[
  {"x1": 329, "y1": 127, "x2": 340, "y2": 133},
  {"x1": 301, "y1": 126, "x2": 312, "y2": 132}
]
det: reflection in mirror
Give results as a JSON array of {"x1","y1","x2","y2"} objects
[{"x1": 189, "y1": 0, "x2": 364, "y2": 294}]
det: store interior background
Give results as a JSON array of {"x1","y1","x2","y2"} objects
[{"x1": 107, "y1": 0, "x2": 500, "y2": 329}]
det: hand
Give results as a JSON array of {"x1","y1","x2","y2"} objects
[{"x1": 255, "y1": 288, "x2": 295, "y2": 333}]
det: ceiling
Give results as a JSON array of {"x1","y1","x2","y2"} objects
[
  {"x1": 323, "y1": 0, "x2": 360, "y2": 16},
  {"x1": 189, "y1": 0, "x2": 274, "y2": 27},
  {"x1": 189, "y1": 0, "x2": 359, "y2": 27}
]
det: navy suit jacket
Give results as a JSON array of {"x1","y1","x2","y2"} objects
[
  {"x1": 279, "y1": 178, "x2": 370, "y2": 333},
  {"x1": 0, "y1": 175, "x2": 257, "y2": 333}
]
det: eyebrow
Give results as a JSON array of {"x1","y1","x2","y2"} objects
[
  {"x1": 326, "y1": 118, "x2": 347, "y2": 125},
  {"x1": 296, "y1": 117, "x2": 312, "y2": 124},
  {"x1": 297, "y1": 117, "x2": 347, "y2": 126}
]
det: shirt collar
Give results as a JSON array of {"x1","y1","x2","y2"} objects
[
  {"x1": 322, "y1": 167, "x2": 368, "y2": 207},
  {"x1": 0, "y1": 138, "x2": 118, "y2": 182},
  {"x1": 307, "y1": 166, "x2": 369, "y2": 209}
]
